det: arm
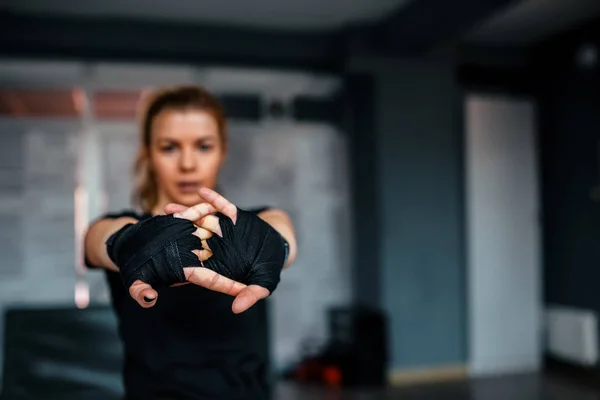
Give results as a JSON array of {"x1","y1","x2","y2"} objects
[
  {"x1": 257, "y1": 208, "x2": 297, "y2": 268},
  {"x1": 84, "y1": 216, "x2": 138, "y2": 272}
]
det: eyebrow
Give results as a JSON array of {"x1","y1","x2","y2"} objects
[{"x1": 157, "y1": 135, "x2": 216, "y2": 142}]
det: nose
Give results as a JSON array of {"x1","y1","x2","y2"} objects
[{"x1": 179, "y1": 147, "x2": 197, "y2": 171}]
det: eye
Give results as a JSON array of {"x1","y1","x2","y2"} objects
[
  {"x1": 197, "y1": 143, "x2": 214, "y2": 152},
  {"x1": 160, "y1": 144, "x2": 177, "y2": 153}
]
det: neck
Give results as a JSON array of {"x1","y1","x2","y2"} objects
[
  {"x1": 152, "y1": 193, "x2": 170, "y2": 216},
  {"x1": 151, "y1": 206, "x2": 166, "y2": 216}
]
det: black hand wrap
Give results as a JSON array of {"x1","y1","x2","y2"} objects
[
  {"x1": 204, "y1": 208, "x2": 288, "y2": 294},
  {"x1": 106, "y1": 215, "x2": 202, "y2": 289}
]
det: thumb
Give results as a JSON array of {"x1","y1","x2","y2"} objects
[
  {"x1": 231, "y1": 285, "x2": 270, "y2": 314},
  {"x1": 129, "y1": 279, "x2": 158, "y2": 308}
]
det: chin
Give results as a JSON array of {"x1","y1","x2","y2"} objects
[{"x1": 172, "y1": 192, "x2": 202, "y2": 207}]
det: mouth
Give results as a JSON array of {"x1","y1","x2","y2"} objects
[{"x1": 177, "y1": 181, "x2": 201, "y2": 194}]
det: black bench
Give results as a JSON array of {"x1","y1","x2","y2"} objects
[{"x1": 1, "y1": 305, "x2": 124, "y2": 400}]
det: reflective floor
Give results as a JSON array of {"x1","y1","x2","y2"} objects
[{"x1": 275, "y1": 373, "x2": 600, "y2": 400}]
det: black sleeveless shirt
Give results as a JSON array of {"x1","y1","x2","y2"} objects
[{"x1": 87, "y1": 209, "x2": 272, "y2": 400}]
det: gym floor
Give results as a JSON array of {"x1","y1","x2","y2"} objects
[{"x1": 275, "y1": 373, "x2": 599, "y2": 400}]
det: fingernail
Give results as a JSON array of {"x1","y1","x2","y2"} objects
[{"x1": 144, "y1": 296, "x2": 155, "y2": 303}]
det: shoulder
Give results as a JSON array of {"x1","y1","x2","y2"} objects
[{"x1": 246, "y1": 206, "x2": 271, "y2": 215}]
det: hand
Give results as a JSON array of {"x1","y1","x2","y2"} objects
[
  {"x1": 106, "y1": 213, "x2": 247, "y2": 309},
  {"x1": 165, "y1": 187, "x2": 285, "y2": 314}
]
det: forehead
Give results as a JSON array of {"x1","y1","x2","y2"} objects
[{"x1": 151, "y1": 109, "x2": 220, "y2": 141}]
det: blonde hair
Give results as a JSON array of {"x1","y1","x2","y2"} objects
[{"x1": 132, "y1": 85, "x2": 227, "y2": 212}]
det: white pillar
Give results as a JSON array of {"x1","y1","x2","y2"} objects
[{"x1": 74, "y1": 80, "x2": 106, "y2": 308}]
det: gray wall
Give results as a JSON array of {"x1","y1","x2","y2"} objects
[
  {"x1": 0, "y1": 119, "x2": 80, "y2": 389},
  {"x1": 349, "y1": 58, "x2": 466, "y2": 369}
]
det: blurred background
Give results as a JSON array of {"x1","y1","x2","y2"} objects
[{"x1": 0, "y1": 0, "x2": 600, "y2": 399}]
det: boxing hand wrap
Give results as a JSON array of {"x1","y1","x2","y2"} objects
[
  {"x1": 204, "y1": 209, "x2": 288, "y2": 294},
  {"x1": 106, "y1": 215, "x2": 202, "y2": 289}
]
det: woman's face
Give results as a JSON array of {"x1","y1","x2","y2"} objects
[{"x1": 149, "y1": 108, "x2": 225, "y2": 210}]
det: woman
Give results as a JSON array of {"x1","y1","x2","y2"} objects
[{"x1": 84, "y1": 85, "x2": 297, "y2": 400}]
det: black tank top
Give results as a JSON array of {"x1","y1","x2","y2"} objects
[{"x1": 87, "y1": 208, "x2": 272, "y2": 400}]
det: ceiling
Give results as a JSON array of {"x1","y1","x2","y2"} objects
[
  {"x1": 466, "y1": 0, "x2": 600, "y2": 46},
  {"x1": 0, "y1": 0, "x2": 411, "y2": 30},
  {"x1": 1, "y1": 0, "x2": 598, "y2": 70}
]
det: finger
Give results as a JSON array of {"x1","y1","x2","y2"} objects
[
  {"x1": 198, "y1": 187, "x2": 238, "y2": 224},
  {"x1": 193, "y1": 227, "x2": 213, "y2": 240},
  {"x1": 192, "y1": 248, "x2": 213, "y2": 262},
  {"x1": 196, "y1": 215, "x2": 222, "y2": 237},
  {"x1": 231, "y1": 285, "x2": 270, "y2": 314},
  {"x1": 129, "y1": 279, "x2": 158, "y2": 308},
  {"x1": 172, "y1": 205, "x2": 222, "y2": 237},
  {"x1": 164, "y1": 203, "x2": 187, "y2": 215},
  {"x1": 201, "y1": 239, "x2": 211, "y2": 252},
  {"x1": 173, "y1": 202, "x2": 218, "y2": 221},
  {"x1": 183, "y1": 267, "x2": 246, "y2": 296}
]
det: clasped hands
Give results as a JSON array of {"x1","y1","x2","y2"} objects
[{"x1": 106, "y1": 187, "x2": 287, "y2": 314}]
